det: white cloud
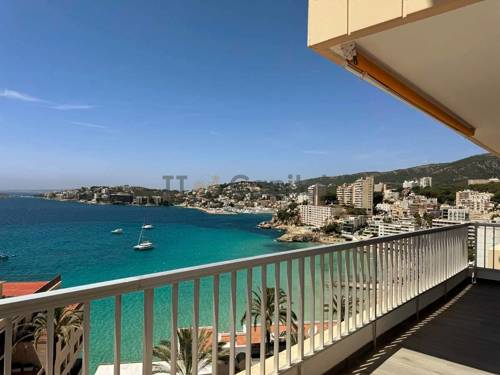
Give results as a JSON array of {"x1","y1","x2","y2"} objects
[
  {"x1": 0, "y1": 89, "x2": 45, "y2": 103},
  {"x1": 70, "y1": 121, "x2": 108, "y2": 130},
  {"x1": 0, "y1": 89, "x2": 94, "y2": 110},
  {"x1": 302, "y1": 150, "x2": 329, "y2": 155},
  {"x1": 51, "y1": 104, "x2": 95, "y2": 110}
]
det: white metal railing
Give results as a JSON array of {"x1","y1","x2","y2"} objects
[
  {"x1": 475, "y1": 222, "x2": 500, "y2": 271},
  {"x1": 0, "y1": 224, "x2": 469, "y2": 375}
]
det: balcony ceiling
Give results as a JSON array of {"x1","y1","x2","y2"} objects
[
  {"x1": 352, "y1": 1, "x2": 500, "y2": 154},
  {"x1": 310, "y1": 0, "x2": 500, "y2": 155}
]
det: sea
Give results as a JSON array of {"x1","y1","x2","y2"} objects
[{"x1": 0, "y1": 197, "x2": 309, "y2": 372}]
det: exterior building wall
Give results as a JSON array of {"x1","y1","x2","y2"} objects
[
  {"x1": 378, "y1": 222, "x2": 417, "y2": 236},
  {"x1": 299, "y1": 205, "x2": 335, "y2": 227},
  {"x1": 307, "y1": 184, "x2": 327, "y2": 206},
  {"x1": 456, "y1": 190, "x2": 494, "y2": 213},
  {"x1": 337, "y1": 177, "x2": 374, "y2": 214},
  {"x1": 419, "y1": 176, "x2": 432, "y2": 188}
]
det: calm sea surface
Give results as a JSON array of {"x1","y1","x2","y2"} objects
[{"x1": 0, "y1": 197, "x2": 308, "y2": 372}]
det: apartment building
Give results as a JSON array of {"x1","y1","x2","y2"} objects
[
  {"x1": 419, "y1": 176, "x2": 433, "y2": 188},
  {"x1": 402, "y1": 180, "x2": 419, "y2": 189},
  {"x1": 340, "y1": 215, "x2": 367, "y2": 234},
  {"x1": 299, "y1": 204, "x2": 336, "y2": 227},
  {"x1": 383, "y1": 189, "x2": 399, "y2": 202},
  {"x1": 441, "y1": 205, "x2": 470, "y2": 222},
  {"x1": 456, "y1": 190, "x2": 494, "y2": 213},
  {"x1": 337, "y1": 176, "x2": 374, "y2": 214},
  {"x1": 468, "y1": 178, "x2": 499, "y2": 185},
  {"x1": 307, "y1": 184, "x2": 327, "y2": 206},
  {"x1": 378, "y1": 221, "x2": 417, "y2": 236}
]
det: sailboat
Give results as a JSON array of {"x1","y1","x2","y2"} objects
[
  {"x1": 141, "y1": 217, "x2": 154, "y2": 230},
  {"x1": 134, "y1": 225, "x2": 154, "y2": 251}
]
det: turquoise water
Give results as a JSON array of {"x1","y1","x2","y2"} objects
[{"x1": 0, "y1": 198, "x2": 308, "y2": 372}]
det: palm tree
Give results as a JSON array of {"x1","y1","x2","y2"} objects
[
  {"x1": 16, "y1": 307, "x2": 83, "y2": 349},
  {"x1": 240, "y1": 287, "x2": 297, "y2": 354},
  {"x1": 153, "y1": 327, "x2": 228, "y2": 375},
  {"x1": 323, "y1": 293, "x2": 359, "y2": 322}
]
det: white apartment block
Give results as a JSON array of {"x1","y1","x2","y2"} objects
[
  {"x1": 468, "y1": 178, "x2": 499, "y2": 185},
  {"x1": 337, "y1": 176, "x2": 374, "y2": 214},
  {"x1": 441, "y1": 205, "x2": 470, "y2": 222},
  {"x1": 299, "y1": 205, "x2": 336, "y2": 227},
  {"x1": 402, "y1": 180, "x2": 419, "y2": 189},
  {"x1": 378, "y1": 221, "x2": 417, "y2": 236},
  {"x1": 456, "y1": 190, "x2": 494, "y2": 213},
  {"x1": 419, "y1": 176, "x2": 433, "y2": 188},
  {"x1": 307, "y1": 184, "x2": 327, "y2": 206},
  {"x1": 340, "y1": 215, "x2": 367, "y2": 234}
]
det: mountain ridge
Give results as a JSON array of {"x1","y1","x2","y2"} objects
[{"x1": 298, "y1": 153, "x2": 500, "y2": 188}]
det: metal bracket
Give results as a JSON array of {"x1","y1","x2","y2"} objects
[{"x1": 341, "y1": 42, "x2": 358, "y2": 63}]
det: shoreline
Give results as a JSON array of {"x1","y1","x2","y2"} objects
[{"x1": 259, "y1": 221, "x2": 347, "y2": 244}]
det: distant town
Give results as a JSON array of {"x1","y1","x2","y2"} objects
[{"x1": 39, "y1": 174, "x2": 500, "y2": 244}]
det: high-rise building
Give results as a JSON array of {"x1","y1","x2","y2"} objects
[
  {"x1": 299, "y1": 204, "x2": 336, "y2": 227},
  {"x1": 307, "y1": 184, "x2": 327, "y2": 206},
  {"x1": 336, "y1": 176, "x2": 374, "y2": 214},
  {"x1": 419, "y1": 177, "x2": 432, "y2": 188}
]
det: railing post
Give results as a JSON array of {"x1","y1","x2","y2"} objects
[
  {"x1": 416, "y1": 236, "x2": 420, "y2": 321},
  {"x1": 4, "y1": 317, "x2": 12, "y2": 375},
  {"x1": 373, "y1": 243, "x2": 378, "y2": 350},
  {"x1": 81, "y1": 303, "x2": 90, "y2": 375},
  {"x1": 143, "y1": 290, "x2": 153, "y2": 375},
  {"x1": 114, "y1": 295, "x2": 122, "y2": 375}
]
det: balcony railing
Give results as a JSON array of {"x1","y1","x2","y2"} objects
[{"x1": 1, "y1": 224, "x2": 470, "y2": 375}]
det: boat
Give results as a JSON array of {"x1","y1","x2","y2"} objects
[
  {"x1": 134, "y1": 240, "x2": 154, "y2": 251},
  {"x1": 134, "y1": 226, "x2": 154, "y2": 251},
  {"x1": 111, "y1": 228, "x2": 123, "y2": 234},
  {"x1": 142, "y1": 224, "x2": 154, "y2": 230},
  {"x1": 0, "y1": 253, "x2": 9, "y2": 260}
]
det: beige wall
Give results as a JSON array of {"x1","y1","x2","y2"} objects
[{"x1": 308, "y1": 0, "x2": 480, "y2": 48}]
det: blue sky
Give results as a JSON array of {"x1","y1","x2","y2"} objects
[{"x1": 0, "y1": 1, "x2": 483, "y2": 190}]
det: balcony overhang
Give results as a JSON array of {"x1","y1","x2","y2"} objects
[{"x1": 308, "y1": 0, "x2": 500, "y2": 155}]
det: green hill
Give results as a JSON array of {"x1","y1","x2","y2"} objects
[{"x1": 298, "y1": 153, "x2": 500, "y2": 189}]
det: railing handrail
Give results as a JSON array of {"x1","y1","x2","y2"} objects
[{"x1": 0, "y1": 223, "x2": 469, "y2": 318}]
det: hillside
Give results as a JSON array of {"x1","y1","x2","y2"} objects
[{"x1": 298, "y1": 153, "x2": 500, "y2": 188}]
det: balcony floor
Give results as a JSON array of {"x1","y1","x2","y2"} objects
[{"x1": 349, "y1": 280, "x2": 500, "y2": 374}]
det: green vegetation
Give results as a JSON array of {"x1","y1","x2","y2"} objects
[
  {"x1": 345, "y1": 207, "x2": 367, "y2": 215},
  {"x1": 276, "y1": 202, "x2": 300, "y2": 224},
  {"x1": 240, "y1": 287, "x2": 297, "y2": 354},
  {"x1": 373, "y1": 191, "x2": 384, "y2": 206},
  {"x1": 298, "y1": 153, "x2": 500, "y2": 189},
  {"x1": 321, "y1": 222, "x2": 341, "y2": 235},
  {"x1": 153, "y1": 327, "x2": 228, "y2": 375}
]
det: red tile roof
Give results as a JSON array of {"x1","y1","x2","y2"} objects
[{"x1": 2, "y1": 281, "x2": 49, "y2": 298}]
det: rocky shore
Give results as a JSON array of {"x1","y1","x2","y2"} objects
[{"x1": 258, "y1": 221, "x2": 346, "y2": 244}]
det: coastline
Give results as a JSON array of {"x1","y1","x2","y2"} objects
[
  {"x1": 258, "y1": 221, "x2": 347, "y2": 244},
  {"x1": 178, "y1": 203, "x2": 276, "y2": 215}
]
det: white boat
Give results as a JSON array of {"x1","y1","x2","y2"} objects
[
  {"x1": 134, "y1": 240, "x2": 154, "y2": 251},
  {"x1": 111, "y1": 228, "x2": 123, "y2": 234},
  {"x1": 134, "y1": 225, "x2": 154, "y2": 251},
  {"x1": 142, "y1": 224, "x2": 154, "y2": 230},
  {"x1": 0, "y1": 253, "x2": 9, "y2": 260}
]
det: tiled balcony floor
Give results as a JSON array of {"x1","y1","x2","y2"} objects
[{"x1": 348, "y1": 280, "x2": 500, "y2": 374}]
